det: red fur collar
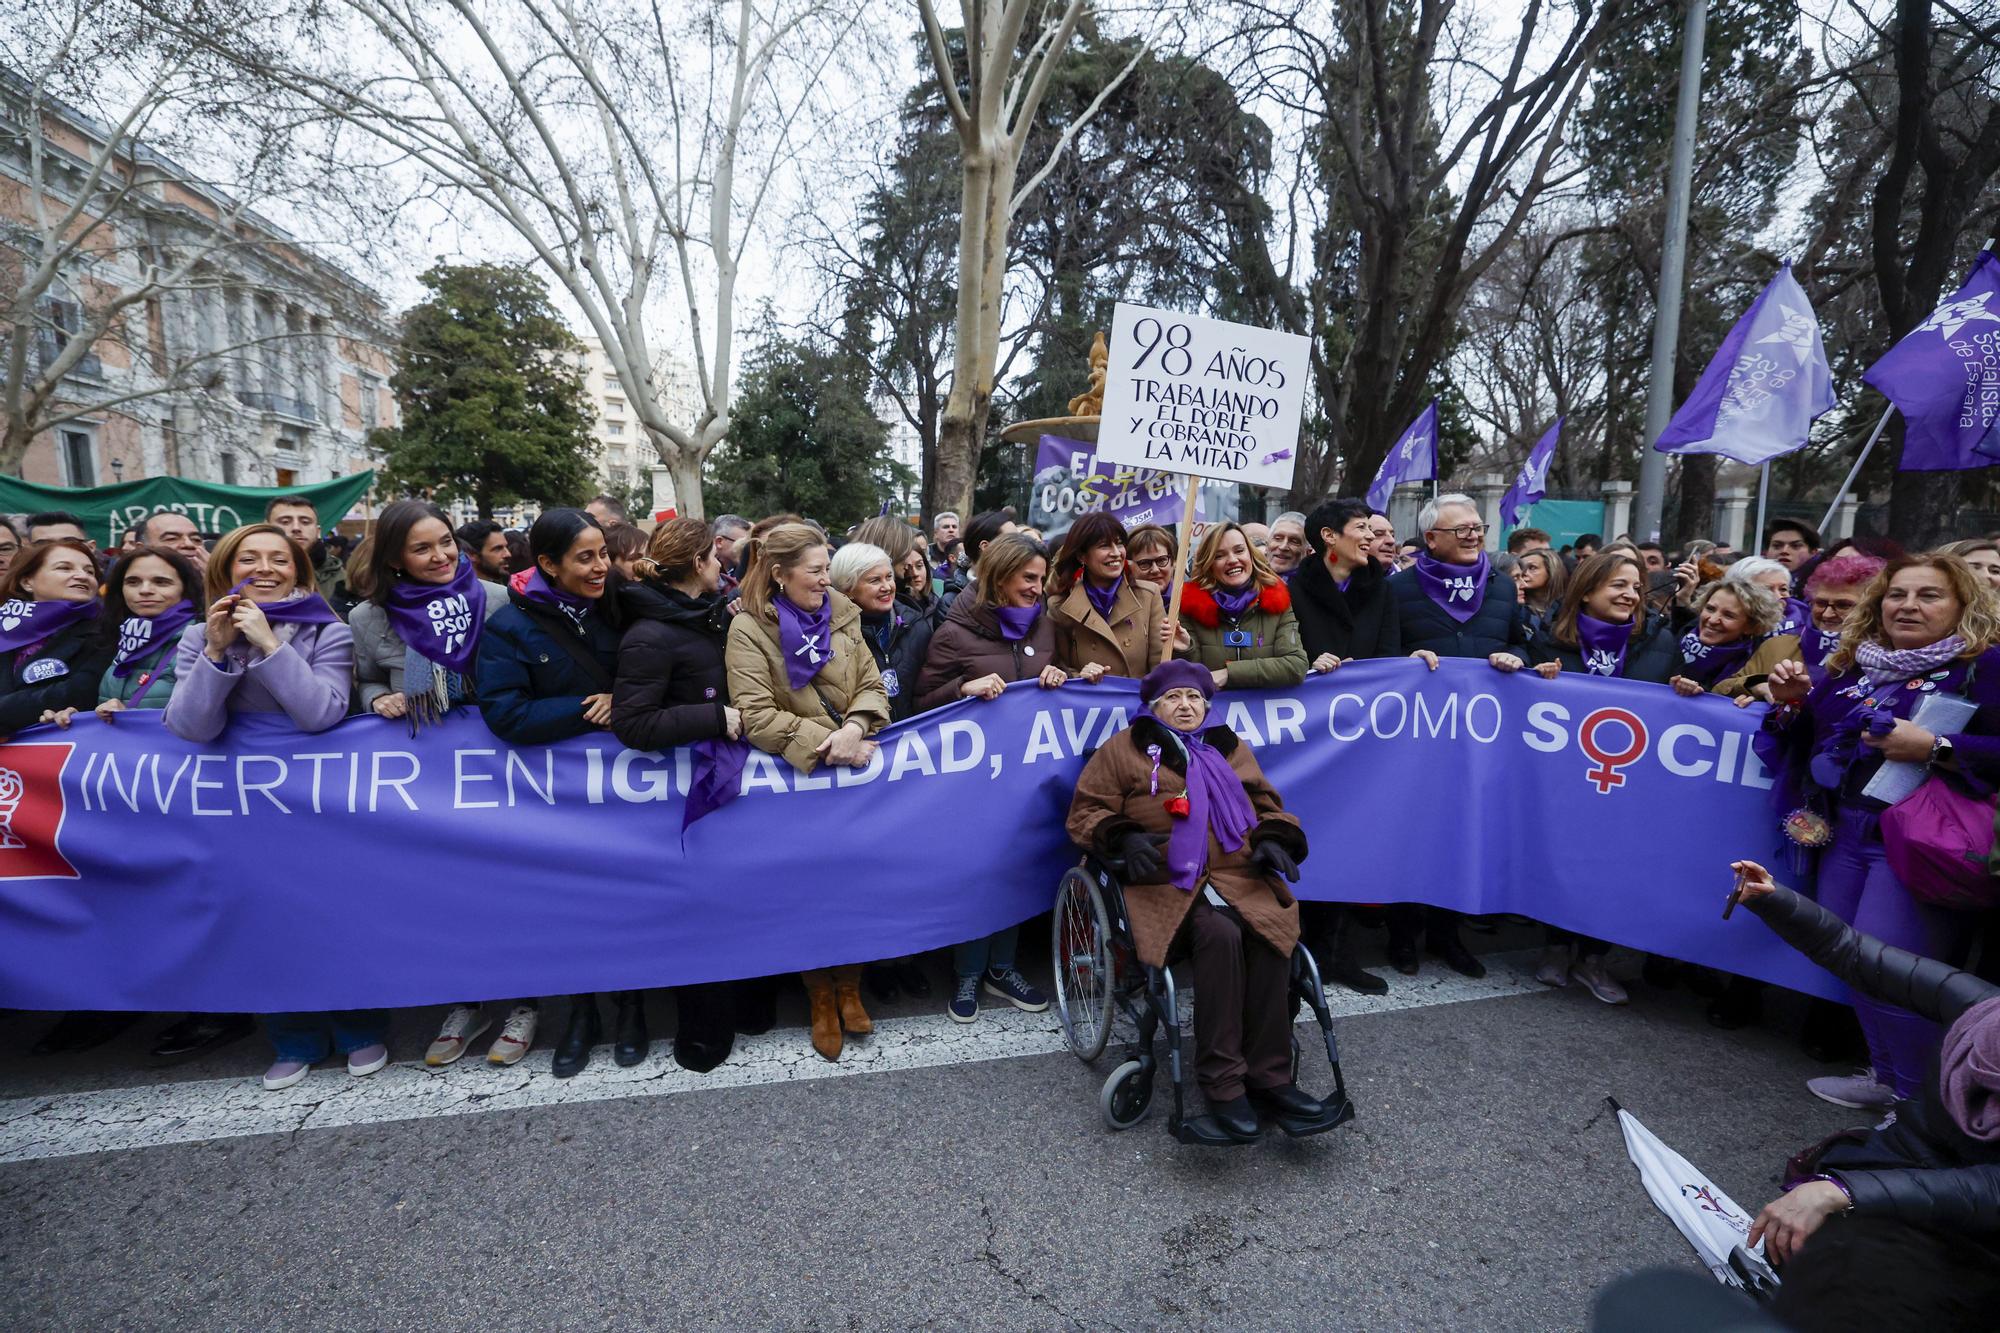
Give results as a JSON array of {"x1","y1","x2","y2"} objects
[{"x1": 1179, "y1": 579, "x2": 1290, "y2": 628}]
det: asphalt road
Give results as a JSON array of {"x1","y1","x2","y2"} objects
[{"x1": 0, "y1": 937, "x2": 1857, "y2": 1332}]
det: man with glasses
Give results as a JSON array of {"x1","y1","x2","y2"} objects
[{"x1": 1384, "y1": 493, "x2": 1535, "y2": 979}]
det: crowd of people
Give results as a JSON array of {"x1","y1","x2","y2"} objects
[{"x1": 4, "y1": 485, "x2": 1997, "y2": 1300}]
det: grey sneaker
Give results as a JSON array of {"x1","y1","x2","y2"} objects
[
  {"x1": 425, "y1": 1006, "x2": 490, "y2": 1067},
  {"x1": 487, "y1": 1004, "x2": 538, "y2": 1066},
  {"x1": 1807, "y1": 1071, "x2": 1897, "y2": 1110},
  {"x1": 1534, "y1": 945, "x2": 1571, "y2": 988},
  {"x1": 1570, "y1": 956, "x2": 1629, "y2": 1005}
]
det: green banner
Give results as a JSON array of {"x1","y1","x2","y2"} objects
[{"x1": 0, "y1": 472, "x2": 375, "y2": 547}]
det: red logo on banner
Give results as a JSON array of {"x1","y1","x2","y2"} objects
[
  {"x1": 0, "y1": 742, "x2": 77, "y2": 879},
  {"x1": 1578, "y1": 708, "x2": 1648, "y2": 794}
]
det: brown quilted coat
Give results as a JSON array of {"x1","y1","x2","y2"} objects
[
  {"x1": 1047, "y1": 577, "x2": 1165, "y2": 679},
  {"x1": 1065, "y1": 714, "x2": 1306, "y2": 968}
]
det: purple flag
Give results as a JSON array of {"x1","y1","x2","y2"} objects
[
  {"x1": 682, "y1": 737, "x2": 752, "y2": 838},
  {"x1": 1365, "y1": 400, "x2": 1438, "y2": 510},
  {"x1": 1499, "y1": 418, "x2": 1562, "y2": 527},
  {"x1": 1655, "y1": 264, "x2": 1836, "y2": 465},
  {"x1": 1863, "y1": 249, "x2": 2000, "y2": 470}
]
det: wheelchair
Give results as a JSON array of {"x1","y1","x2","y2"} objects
[{"x1": 1050, "y1": 854, "x2": 1356, "y2": 1146}]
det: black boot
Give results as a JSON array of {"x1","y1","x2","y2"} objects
[
  {"x1": 1322, "y1": 910, "x2": 1388, "y2": 996},
  {"x1": 1428, "y1": 931, "x2": 1487, "y2": 980},
  {"x1": 551, "y1": 994, "x2": 601, "y2": 1079},
  {"x1": 149, "y1": 1013, "x2": 255, "y2": 1066},
  {"x1": 31, "y1": 1011, "x2": 138, "y2": 1055},
  {"x1": 1706, "y1": 976, "x2": 1763, "y2": 1030},
  {"x1": 611, "y1": 991, "x2": 649, "y2": 1067},
  {"x1": 863, "y1": 962, "x2": 900, "y2": 1005},
  {"x1": 734, "y1": 976, "x2": 778, "y2": 1036}
]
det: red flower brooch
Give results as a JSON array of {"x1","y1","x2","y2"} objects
[{"x1": 1163, "y1": 795, "x2": 1191, "y2": 818}]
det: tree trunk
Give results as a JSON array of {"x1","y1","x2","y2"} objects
[
  {"x1": 1668, "y1": 455, "x2": 1716, "y2": 550},
  {"x1": 936, "y1": 146, "x2": 1015, "y2": 523},
  {"x1": 1888, "y1": 463, "x2": 1959, "y2": 548},
  {"x1": 668, "y1": 450, "x2": 707, "y2": 523}
]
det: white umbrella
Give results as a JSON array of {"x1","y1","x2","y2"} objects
[{"x1": 1612, "y1": 1098, "x2": 1779, "y2": 1296}]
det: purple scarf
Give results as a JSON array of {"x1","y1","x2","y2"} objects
[
  {"x1": 1163, "y1": 725, "x2": 1258, "y2": 892},
  {"x1": 1212, "y1": 581, "x2": 1261, "y2": 618},
  {"x1": 1083, "y1": 576, "x2": 1122, "y2": 622},
  {"x1": 1575, "y1": 613, "x2": 1632, "y2": 677},
  {"x1": 1774, "y1": 596, "x2": 1810, "y2": 638},
  {"x1": 1940, "y1": 994, "x2": 2000, "y2": 1143},
  {"x1": 1413, "y1": 550, "x2": 1489, "y2": 624},
  {"x1": 1854, "y1": 634, "x2": 1966, "y2": 685},
  {"x1": 0, "y1": 597, "x2": 99, "y2": 654},
  {"x1": 682, "y1": 737, "x2": 753, "y2": 842},
  {"x1": 513, "y1": 568, "x2": 592, "y2": 631},
  {"x1": 1677, "y1": 629, "x2": 1756, "y2": 688},
  {"x1": 227, "y1": 578, "x2": 340, "y2": 628},
  {"x1": 994, "y1": 603, "x2": 1042, "y2": 642},
  {"x1": 110, "y1": 601, "x2": 196, "y2": 677},
  {"x1": 385, "y1": 557, "x2": 484, "y2": 675},
  {"x1": 775, "y1": 592, "x2": 835, "y2": 690},
  {"x1": 1801, "y1": 624, "x2": 1840, "y2": 668}
]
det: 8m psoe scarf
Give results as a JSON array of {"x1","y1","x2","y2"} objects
[
  {"x1": 1575, "y1": 613, "x2": 1633, "y2": 677},
  {"x1": 1160, "y1": 725, "x2": 1257, "y2": 892},
  {"x1": 110, "y1": 602, "x2": 196, "y2": 677},
  {"x1": 0, "y1": 597, "x2": 98, "y2": 654},
  {"x1": 775, "y1": 592, "x2": 835, "y2": 690},
  {"x1": 1412, "y1": 550, "x2": 1489, "y2": 624},
  {"x1": 1677, "y1": 631, "x2": 1756, "y2": 688},
  {"x1": 385, "y1": 557, "x2": 484, "y2": 675}
]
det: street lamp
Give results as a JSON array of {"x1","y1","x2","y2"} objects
[{"x1": 111, "y1": 458, "x2": 124, "y2": 483}]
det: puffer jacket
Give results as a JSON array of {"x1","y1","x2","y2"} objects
[
  {"x1": 476, "y1": 589, "x2": 622, "y2": 747},
  {"x1": 611, "y1": 580, "x2": 733, "y2": 751},
  {"x1": 1744, "y1": 885, "x2": 2000, "y2": 1233},
  {"x1": 1047, "y1": 577, "x2": 1164, "y2": 679},
  {"x1": 725, "y1": 591, "x2": 890, "y2": 774},
  {"x1": 857, "y1": 597, "x2": 936, "y2": 722},
  {"x1": 1388, "y1": 563, "x2": 1526, "y2": 659},
  {"x1": 1175, "y1": 580, "x2": 1309, "y2": 689},
  {"x1": 913, "y1": 594, "x2": 1060, "y2": 714},
  {"x1": 1290, "y1": 555, "x2": 1400, "y2": 661},
  {"x1": 96, "y1": 634, "x2": 180, "y2": 709},
  {"x1": 0, "y1": 619, "x2": 113, "y2": 734}
]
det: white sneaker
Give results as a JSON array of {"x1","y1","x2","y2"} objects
[
  {"x1": 487, "y1": 1004, "x2": 539, "y2": 1066},
  {"x1": 425, "y1": 1006, "x2": 491, "y2": 1067},
  {"x1": 1570, "y1": 957, "x2": 1629, "y2": 1006},
  {"x1": 1534, "y1": 945, "x2": 1571, "y2": 988},
  {"x1": 346, "y1": 1043, "x2": 389, "y2": 1077},
  {"x1": 262, "y1": 1058, "x2": 312, "y2": 1090},
  {"x1": 1807, "y1": 1071, "x2": 1897, "y2": 1110}
]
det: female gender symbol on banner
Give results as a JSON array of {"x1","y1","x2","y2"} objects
[{"x1": 1579, "y1": 708, "x2": 1650, "y2": 793}]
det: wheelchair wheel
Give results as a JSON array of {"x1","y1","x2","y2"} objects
[
  {"x1": 1100, "y1": 1059, "x2": 1154, "y2": 1130},
  {"x1": 1053, "y1": 866, "x2": 1115, "y2": 1061}
]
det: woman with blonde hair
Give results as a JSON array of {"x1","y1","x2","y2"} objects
[
  {"x1": 726, "y1": 521, "x2": 890, "y2": 1061},
  {"x1": 1758, "y1": 554, "x2": 2000, "y2": 1111},
  {"x1": 1514, "y1": 547, "x2": 1566, "y2": 637},
  {"x1": 1669, "y1": 577, "x2": 1796, "y2": 701},
  {"x1": 1173, "y1": 520, "x2": 1309, "y2": 690}
]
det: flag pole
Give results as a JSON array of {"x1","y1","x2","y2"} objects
[
  {"x1": 1754, "y1": 462, "x2": 1769, "y2": 550},
  {"x1": 1816, "y1": 404, "x2": 1894, "y2": 535}
]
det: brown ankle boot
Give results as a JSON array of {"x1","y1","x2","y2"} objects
[
  {"x1": 834, "y1": 964, "x2": 873, "y2": 1036},
  {"x1": 802, "y1": 970, "x2": 842, "y2": 1061}
]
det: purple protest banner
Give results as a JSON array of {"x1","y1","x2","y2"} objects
[
  {"x1": 0, "y1": 661, "x2": 1840, "y2": 1012},
  {"x1": 1027, "y1": 435, "x2": 1235, "y2": 540}
]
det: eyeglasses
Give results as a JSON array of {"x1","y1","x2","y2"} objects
[
  {"x1": 1429, "y1": 524, "x2": 1487, "y2": 540},
  {"x1": 1810, "y1": 598, "x2": 1858, "y2": 616},
  {"x1": 1132, "y1": 555, "x2": 1173, "y2": 572}
]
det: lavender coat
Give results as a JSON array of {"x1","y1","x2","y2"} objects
[{"x1": 161, "y1": 619, "x2": 356, "y2": 742}]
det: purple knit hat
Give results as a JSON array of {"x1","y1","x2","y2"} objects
[{"x1": 1140, "y1": 658, "x2": 1215, "y2": 704}]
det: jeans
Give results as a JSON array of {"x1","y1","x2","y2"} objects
[
  {"x1": 954, "y1": 925, "x2": 1019, "y2": 979},
  {"x1": 1818, "y1": 807, "x2": 1967, "y2": 1098},
  {"x1": 264, "y1": 1009, "x2": 390, "y2": 1063}
]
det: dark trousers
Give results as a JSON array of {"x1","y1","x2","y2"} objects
[
  {"x1": 1186, "y1": 898, "x2": 1291, "y2": 1103},
  {"x1": 1387, "y1": 903, "x2": 1465, "y2": 952}
]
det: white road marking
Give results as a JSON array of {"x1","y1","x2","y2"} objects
[{"x1": 0, "y1": 952, "x2": 1551, "y2": 1163}]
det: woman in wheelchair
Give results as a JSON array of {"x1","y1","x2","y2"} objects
[{"x1": 1065, "y1": 658, "x2": 1341, "y2": 1142}]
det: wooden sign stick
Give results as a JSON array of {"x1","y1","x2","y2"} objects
[{"x1": 1162, "y1": 472, "x2": 1198, "y2": 653}]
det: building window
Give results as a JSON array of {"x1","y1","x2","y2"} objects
[
  {"x1": 59, "y1": 429, "x2": 95, "y2": 486},
  {"x1": 606, "y1": 398, "x2": 625, "y2": 413},
  {"x1": 360, "y1": 372, "x2": 382, "y2": 433},
  {"x1": 220, "y1": 451, "x2": 238, "y2": 486},
  {"x1": 605, "y1": 420, "x2": 623, "y2": 436}
]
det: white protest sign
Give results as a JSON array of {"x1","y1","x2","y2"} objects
[{"x1": 1094, "y1": 302, "x2": 1310, "y2": 489}]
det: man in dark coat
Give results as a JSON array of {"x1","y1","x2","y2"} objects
[
  {"x1": 1288, "y1": 496, "x2": 1401, "y2": 995},
  {"x1": 1382, "y1": 493, "x2": 1534, "y2": 980}
]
